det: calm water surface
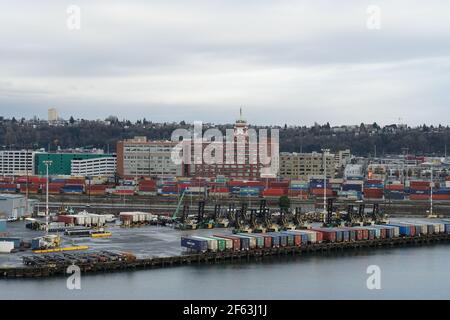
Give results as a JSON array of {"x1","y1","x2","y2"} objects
[{"x1": 1, "y1": 244, "x2": 450, "y2": 299}]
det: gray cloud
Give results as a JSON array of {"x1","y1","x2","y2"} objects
[{"x1": 1, "y1": 0, "x2": 450, "y2": 125}]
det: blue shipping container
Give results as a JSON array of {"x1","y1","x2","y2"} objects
[
  {"x1": 31, "y1": 238, "x2": 41, "y2": 250},
  {"x1": 0, "y1": 219, "x2": 6, "y2": 232},
  {"x1": 181, "y1": 236, "x2": 208, "y2": 252},
  {"x1": 342, "y1": 184, "x2": 363, "y2": 192},
  {"x1": 387, "y1": 224, "x2": 411, "y2": 236},
  {"x1": 232, "y1": 235, "x2": 250, "y2": 250},
  {"x1": 269, "y1": 233, "x2": 287, "y2": 247},
  {"x1": 0, "y1": 237, "x2": 21, "y2": 248}
]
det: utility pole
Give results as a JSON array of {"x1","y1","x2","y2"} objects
[
  {"x1": 43, "y1": 160, "x2": 53, "y2": 235},
  {"x1": 429, "y1": 164, "x2": 436, "y2": 218},
  {"x1": 321, "y1": 148, "x2": 330, "y2": 222}
]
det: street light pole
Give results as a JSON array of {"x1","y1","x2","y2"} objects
[
  {"x1": 321, "y1": 148, "x2": 330, "y2": 223},
  {"x1": 430, "y1": 164, "x2": 434, "y2": 218},
  {"x1": 43, "y1": 160, "x2": 53, "y2": 234}
]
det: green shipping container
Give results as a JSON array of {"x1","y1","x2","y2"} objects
[{"x1": 208, "y1": 236, "x2": 226, "y2": 252}]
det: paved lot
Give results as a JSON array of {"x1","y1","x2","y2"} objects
[{"x1": 0, "y1": 220, "x2": 228, "y2": 267}]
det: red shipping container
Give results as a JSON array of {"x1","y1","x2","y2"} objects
[
  {"x1": 432, "y1": 194, "x2": 450, "y2": 200},
  {"x1": 311, "y1": 188, "x2": 333, "y2": 197},
  {"x1": 89, "y1": 190, "x2": 106, "y2": 196},
  {"x1": 0, "y1": 183, "x2": 17, "y2": 188},
  {"x1": 212, "y1": 187, "x2": 229, "y2": 193},
  {"x1": 139, "y1": 180, "x2": 156, "y2": 187},
  {"x1": 311, "y1": 229, "x2": 336, "y2": 242},
  {"x1": 386, "y1": 184, "x2": 404, "y2": 191},
  {"x1": 351, "y1": 228, "x2": 363, "y2": 240},
  {"x1": 114, "y1": 190, "x2": 134, "y2": 195},
  {"x1": 261, "y1": 235, "x2": 272, "y2": 248},
  {"x1": 269, "y1": 181, "x2": 289, "y2": 188},
  {"x1": 410, "y1": 181, "x2": 431, "y2": 187},
  {"x1": 57, "y1": 215, "x2": 75, "y2": 224},
  {"x1": 410, "y1": 194, "x2": 430, "y2": 201},
  {"x1": 88, "y1": 185, "x2": 107, "y2": 191},
  {"x1": 291, "y1": 233, "x2": 301, "y2": 246},
  {"x1": 367, "y1": 179, "x2": 384, "y2": 184},
  {"x1": 262, "y1": 188, "x2": 287, "y2": 197},
  {"x1": 353, "y1": 228, "x2": 368, "y2": 240}
]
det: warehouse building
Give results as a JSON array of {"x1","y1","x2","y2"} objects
[
  {"x1": 183, "y1": 114, "x2": 279, "y2": 179},
  {"x1": 35, "y1": 152, "x2": 115, "y2": 176},
  {"x1": 279, "y1": 152, "x2": 336, "y2": 180},
  {"x1": 71, "y1": 156, "x2": 117, "y2": 177},
  {"x1": 0, "y1": 150, "x2": 36, "y2": 176},
  {"x1": 0, "y1": 194, "x2": 35, "y2": 220},
  {"x1": 116, "y1": 137, "x2": 181, "y2": 179}
]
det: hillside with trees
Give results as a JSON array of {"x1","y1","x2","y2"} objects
[{"x1": 0, "y1": 116, "x2": 449, "y2": 156}]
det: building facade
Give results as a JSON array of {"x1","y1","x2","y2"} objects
[
  {"x1": 279, "y1": 152, "x2": 335, "y2": 180},
  {"x1": 116, "y1": 137, "x2": 181, "y2": 179},
  {"x1": 35, "y1": 153, "x2": 115, "y2": 176},
  {"x1": 0, "y1": 150, "x2": 36, "y2": 176},
  {"x1": 184, "y1": 116, "x2": 279, "y2": 179},
  {"x1": 71, "y1": 156, "x2": 117, "y2": 177},
  {"x1": 48, "y1": 108, "x2": 58, "y2": 122}
]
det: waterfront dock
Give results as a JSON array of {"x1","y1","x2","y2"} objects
[{"x1": 2, "y1": 233, "x2": 450, "y2": 279}]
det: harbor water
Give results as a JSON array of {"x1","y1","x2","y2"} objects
[{"x1": 1, "y1": 244, "x2": 450, "y2": 299}]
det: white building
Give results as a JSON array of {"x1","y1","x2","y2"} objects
[
  {"x1": 335, "y1": 149, "x2": 351, "y2": 168},
  {"x1": 71, "y1": 156, "x2": 117, "y2": 177},
  {"x1": 48, "y1": 108, "x2": 58, "y2": 122},
  {"x1": 344, "y1": 164, "x2": 364, "y2": 178},
  {"x1": 0, "y1": 150, "x2": 36, "y2": 176},
  {"x1": 0, "y1": 194, "x2": 35, "y2": 220},
  {"x1": 117, "y1": 137, "x2": 182, "y2": 178}
]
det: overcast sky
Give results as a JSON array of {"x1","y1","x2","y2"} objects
[{"x1": 1, "y1": 1, "x2": 450, "y2": 126}]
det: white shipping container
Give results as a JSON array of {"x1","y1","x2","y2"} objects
[
  {"x1": 192, "y1": 236, "x2": 218, "y2": 252},
  {"x1": 0, "y1": 241, "x2": 14, "y2": 253},
  {"x1": 90, "y1": 215, "x2": 100, "y2": 225},
  {"x1": 363, "y1": 227, "x2": 380, "y2": 238},
  {"x1": 75, "y1": 216, "x2": 85, "y2": 226}
]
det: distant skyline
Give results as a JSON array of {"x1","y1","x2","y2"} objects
[{"x1": 1, "y1": 1, "x2": 450, "y2": 126}]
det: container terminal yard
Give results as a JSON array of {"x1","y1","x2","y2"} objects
[
  {"x1": 1, "y1": 162, "x2": 450, "y2": 278},
  {"x1": 2, "y1": 194, "x2": 450, "y2": 279}
]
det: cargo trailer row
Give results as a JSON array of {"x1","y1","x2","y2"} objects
[
  {"x1": 181, "y1": 221, "x2": 450, "y2": 252},
  {"x1": 119, "y1": 212, "x2": 158, "y2": 227},
  {"x1": 181, "y1": 230, "x2": 323, "y2": 252}
]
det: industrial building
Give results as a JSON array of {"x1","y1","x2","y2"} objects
[
  {"x1": 184, "y1": 114, "x2": 279, "y2": 179},
  {"x1": 279, "y1": 152, "x2": 335, "y2": 180},
  {"x1": 35, "y1": 152, "x2": 115, "y2": 176},
  {"x1": 116, "y1": 136, "x2": 181, "y2": 179},
  {"x1": 0, "y1": 194, "x2": 35, "y2": 220},
  {"x1": 0, "y1": 150, "x2": 36, "y2": 176},
  {"x1": 71, "y1": 156, "x2": 117, "y2": 177}
]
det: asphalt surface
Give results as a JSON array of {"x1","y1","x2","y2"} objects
[{"x1": 0, "y1": 220, "x2": 228, "y2": 268}]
